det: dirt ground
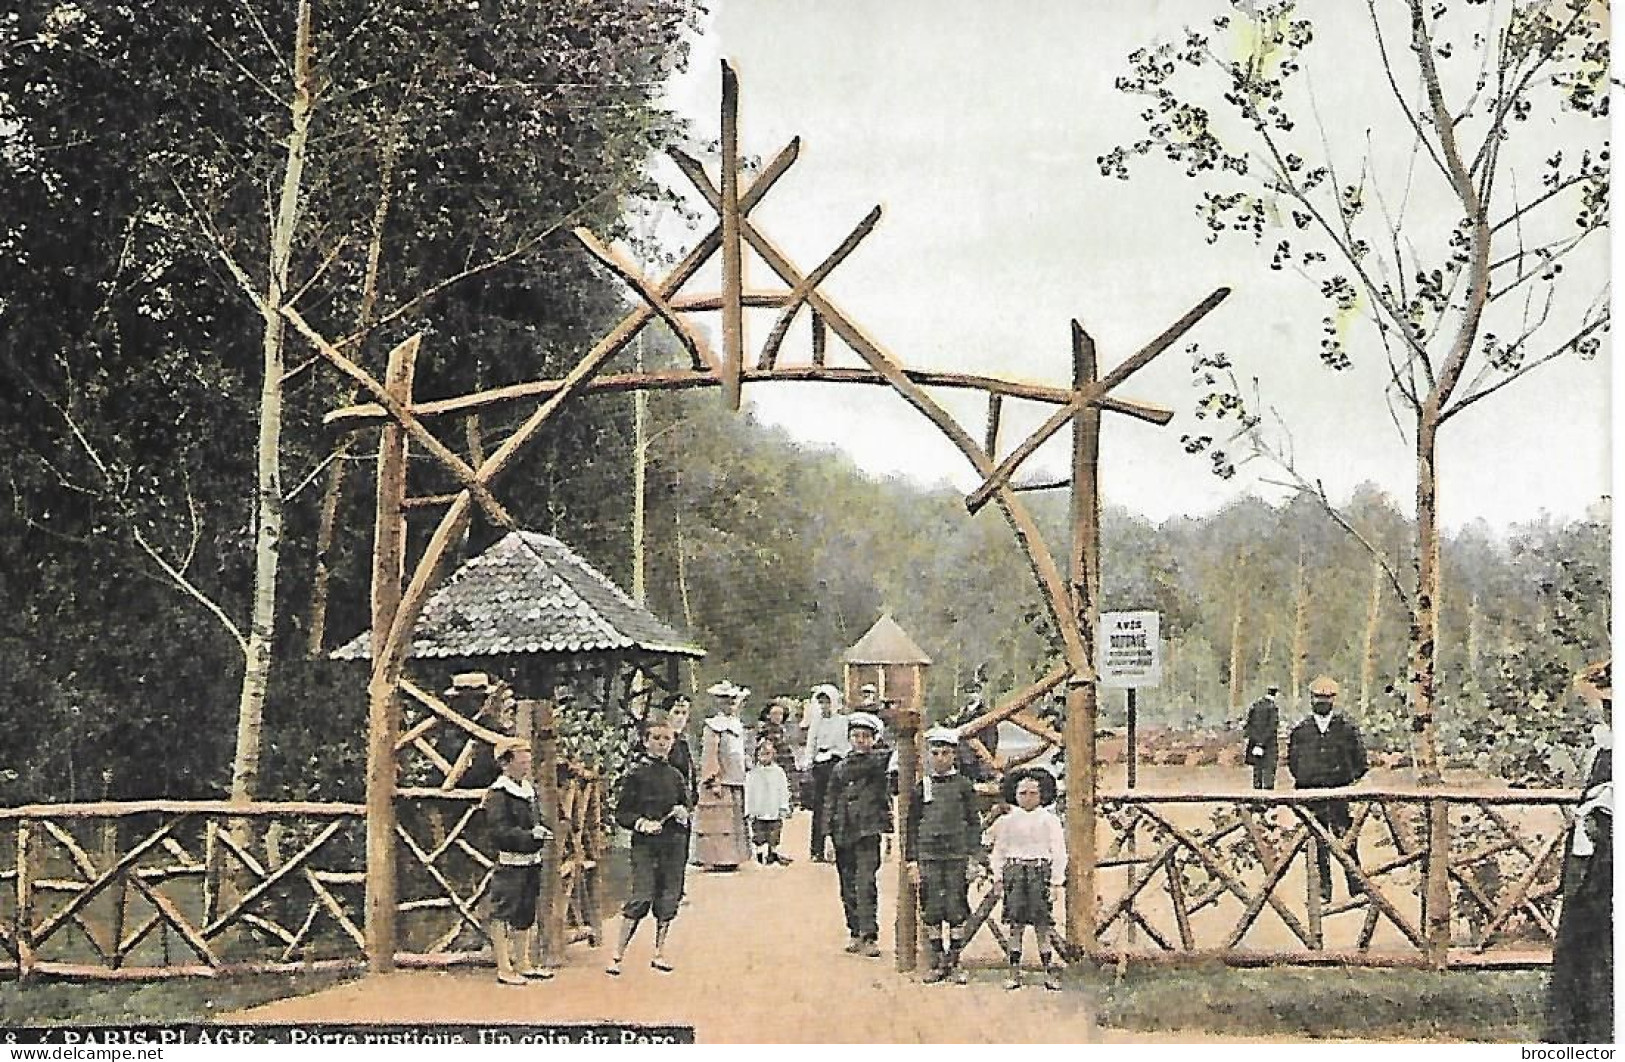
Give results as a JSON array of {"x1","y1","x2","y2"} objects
[
  {"x1": 227, "y1": 766, "x2": 1529, "y2": 1043},
  {"x1": 228, "y1": 812, "x2": 1119, "y2": 1042}
]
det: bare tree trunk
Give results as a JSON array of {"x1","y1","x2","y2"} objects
[
  {"x1": 1466, "y1": 593, "x2": 1480, "y2": 685},
  {"x1": 1411, "y1": 409, "x2": 1443, "y2": 783},
  {"x1": 674, "y1": 499, "x2": 698, "y2": 695},
  {"x1": 305, "y1": 120, "x2": 400, "y2": 658},
  {"x1": 230, "y1": 0, "x2": 315, "y2": 804},
  {"x1": 1228, "y1": 563, "x2": 1247, "y2": 719},
  {"x1": 1290, "y1": 545, "x2": 1308, "y2": 705},
  {"x1": 1360, "y1": 558, "x2": 1382, "y2": 716},
  {"x1": 633, "y1": 336, "x2": 648, "y2": 604},
  {"x1": 306, "y1": 450, "x2": 349, "y2": 657}
]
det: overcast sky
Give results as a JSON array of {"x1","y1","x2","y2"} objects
[{"x1": 647, "y1": 1, "x2": 1612, "y2": 534}]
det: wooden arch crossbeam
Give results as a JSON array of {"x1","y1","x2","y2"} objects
[{"x1": 300, "y1": 59, "x2": 1234, "y2": 970}]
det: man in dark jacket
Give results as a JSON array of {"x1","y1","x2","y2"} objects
[
  {"x1": 1244, "y1": 684, "x2": 1282, "y2": 790},
  {"x1": 1287, "y1": 676, "x2": 1369, "y2": 901},
  {"x1": 608, "y1": 720, "x2": 693, "y2": 975},
  {"x1": 823, "y1": 711, "x2": 892, "y2": 957},
  {"x1": 906, "y1": 728, "x2": 984, "y2": 984},
  {"x1": 1545, "y1": 661, "x2": 1613, "y2": 1044},
  {"x1": 483, "y1": 739, "x2": 555, "y2": 984}
]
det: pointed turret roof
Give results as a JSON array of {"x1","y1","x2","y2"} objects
[{"x1": 842, "y1": 612, "x2": 931, "y2": 666}]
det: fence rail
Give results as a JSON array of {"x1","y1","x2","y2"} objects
[
  {"x1": 0, "y1": 770, "x2": 606, "y2": 981},
  {"x1": 1075, "y1": 785, "x2": 1576, "y2": 969}
]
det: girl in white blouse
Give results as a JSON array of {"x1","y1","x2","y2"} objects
[{"x1": 985, "y1": 769, "x2": 1067, "y2": 990}]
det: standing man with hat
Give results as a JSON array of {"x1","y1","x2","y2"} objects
[
  {"x1": 482, "y1": 738, "x2": 555, "y2": 985},
  {"x1": 1287, "y1": 675, "x2": 1370, "y2": 901},
  {"x1": 823, "y1": 710, "x2": 892, "y2": 957},
  {"x1": 1244, "y1": 683, "x2": 1282, "y2": 790},
  {"x1": 905, "y1": 727, "x2": 984, "y2": 984},
  {"x1": 803, "y1": 683, "x2": 849, "y2": 861}
]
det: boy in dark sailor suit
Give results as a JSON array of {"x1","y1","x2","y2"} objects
[
  {"x1": 906, "y1": 727, "x2": 984, "y2": 984},
  {"x1": 607, "y1": 718, "x2": 694, "y2": 975},
  {"x1": 482, "y1": 738, "x2": 555, "y2": 985},
  {"x1": 822, "y1": 711, "x2": 892, "y2": 957}
]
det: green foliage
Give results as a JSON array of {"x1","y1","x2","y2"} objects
[{"x1": 0, "y1": 0, "x2": 698, "y2": 802}]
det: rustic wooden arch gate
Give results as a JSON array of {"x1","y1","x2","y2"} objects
[{"x1": 307, "y1": 60, "x2": 1229, "y2": 973}]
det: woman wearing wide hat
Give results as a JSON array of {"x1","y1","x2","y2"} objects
[{"x1": 694, "y1": 681, "x2": 752, "y2": 870}]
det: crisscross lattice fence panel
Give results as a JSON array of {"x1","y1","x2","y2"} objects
[
  {"x1": 0, "y1": 767, "x2": 606, "y2": 980},
  {"x1": 1084, "y1": 787, "x2": 1574, "y2": 968}
]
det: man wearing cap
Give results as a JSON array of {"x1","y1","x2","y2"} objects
[
  {"x1": 1244, "y1": 683, "x2": 1282, "y2": 790},
  {"x1": 1287, "y1": 676, "x2": 1370, "y2": 901},
  {"x1": 803, "y1": 683, "x2": 849, "y2": 861},
  {"x1": 823, "y1": 710, "x2": 892, "y2": 957},
  {"x1": 906, "y1": 727, "x2": 984, "y2": 984},
  {"x1": 482, "y1": 739, "x2": 555, "y2": 985}
]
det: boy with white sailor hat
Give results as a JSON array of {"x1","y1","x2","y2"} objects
[
  {"x1": 905, "y1": 727, "x2": 984, "y2": 984},
  {"x1": 822, "y1": 709, "x2": 891, "y2": 957}
]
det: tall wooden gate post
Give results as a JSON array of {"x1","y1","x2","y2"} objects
[
  {"x1": 1424, "y1": 797, "x2": 1451, "y2": 968},
  {"x1": 364, "y1": 337, "x2": 417, "y2": 973},
  {"x1": 533, "y1": 695, "x2": 566, "y2": 968},
  {"x1": 894, "y1": 703, "x2": 922, "y2": 972},
  {"x1": 1064, "y1": 322, "x2": 1101, "y2": 955}
]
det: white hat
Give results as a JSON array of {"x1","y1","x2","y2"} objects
[
  {"x1": 926, "y1": 727, "x2": 960, "y2": 747},
  {"x1": 848, "y1": 712, "x2": 884, "y2": 735},
  {"x1": 859, "y1": 682, "x2": 878, "y2": 694},
  {"x1": 706, "y1": 680, "x2": 740, "y2": 698}
]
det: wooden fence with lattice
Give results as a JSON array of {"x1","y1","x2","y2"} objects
[
  {"x1": 0, "y1": 767, "x2": 605, "y2": 980},
  {"x1": 1069, "y1": 786, "x2": 1575, "y2": 968}
]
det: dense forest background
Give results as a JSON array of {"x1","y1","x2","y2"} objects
[{"x1": 0, "y1": 2, "x2": 1607, "y2": 808}]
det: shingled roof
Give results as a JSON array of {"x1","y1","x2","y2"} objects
[
  {"x1": 331, "y1": 531, "x2": 704, "y2": 661},
  {"x1": 842, "y1": 613, "x2": 932, "y2": 665}
]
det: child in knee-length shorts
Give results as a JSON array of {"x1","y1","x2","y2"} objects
[
  {"x1": 607, "y1": 720, "x2": 693, "y2": 975},
  {"x1": 905, "y1": 727, "x2": 984, "y2": 984},
  {"x1": 986, "y1": 767, "x2": 1067, "y2": 991},
  {"x1": 482, "y1": 739, "x2": 555, "y2": 985}
]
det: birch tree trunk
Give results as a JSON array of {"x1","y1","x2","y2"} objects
[
  {"x1": 305, "y1": 118, "x2": 400, "y2": 658},
  {"x1": 675, "y1": 499, "x2": 698, "y2": 695},
  {"x1": 1289, "y1": 545, "x2": 1308, "y2": 705},
  {"x1": 1360, "y1": 558, "x2": 1381, "y2": 716},
  {"x1": 1228, "y1": 562, "x2": 1247, "y2": 719},
  {"x1": 1466, "y1": 594, "x2": 1480, "y2": 685},
  {"x1": 1410, "y1": 409, "x2": 1444, "y2": 783},
  {"x1": 230, "y1": 0, "x2": 315, "y2": 804}
]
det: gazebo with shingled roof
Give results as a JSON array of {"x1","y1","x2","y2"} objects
[{"x1": 333, "y1": 529, "x2": 703, "y2": 730}]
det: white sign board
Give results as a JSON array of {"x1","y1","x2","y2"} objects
[{"x1": 1100, "y1": 610, "x2": 1162, "y2": 689}]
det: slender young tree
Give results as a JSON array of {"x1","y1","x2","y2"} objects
[{"x1": 1105, "y1": 0, "x2": 1609, "y2": 779}]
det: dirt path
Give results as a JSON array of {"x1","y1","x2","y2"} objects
[{"x1": 228, "y1": 813, "x2": 1111, "y2": 1043}]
